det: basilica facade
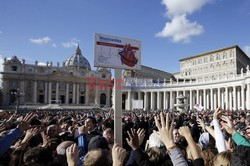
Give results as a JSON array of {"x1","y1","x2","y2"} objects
[
  {"x1": 123, "y1": 45, "x2": 250, "y2": 111},
  {"x1": 1, "y1": 46, "x2": 112, "y2": 107}
]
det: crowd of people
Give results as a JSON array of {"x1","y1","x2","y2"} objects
[{"x1": 0, "y1": 107, "x2": 249, "y2": 166}]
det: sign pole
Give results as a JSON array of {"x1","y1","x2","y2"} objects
[{"x1": 114, "y1": 68, "x2": 123, "y2": 146}]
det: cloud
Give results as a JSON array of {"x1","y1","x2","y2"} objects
[
  {"x1": 52, "y1": 43, "x2": 57, "y2": 48},
  {"x1": 244, "y1": 45, "x2": 250, "y2": 56},
  {"x1": 162, "y1": 0, "x2": 211, "y2": 17},
  {"x1": 62, "y1": 38, "x2": 80, "y2": 48},
  {"x1": 30, "y1": 36, "x2": 51, "y2": 45},
  {"x1": 156, "y1": 0, "x2": 212, "y2": 43},
  {"x1": 156, "y1": 15, "x2": 204, "y2": 43},
  {"x1": 38, "y1": 62, "x2": 47, "y2": 66}
]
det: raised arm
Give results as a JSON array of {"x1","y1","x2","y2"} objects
[
  {"x1": 213, "y1": 108, "x2": 226, "y2": 153},
  {"x1": 154, "y1": 112, "x2": 188, "y2": 166}
]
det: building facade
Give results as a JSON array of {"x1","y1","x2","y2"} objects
[
  {"x1": 123, "y1": 45, "x2": 250, "y2": 111},
  {"x1": 1, "y1": 46, "x2": 112, "y2": 107}
]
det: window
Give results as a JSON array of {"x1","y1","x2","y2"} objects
[
  {"x1": 102, "y1": 74, "x2": 106, "y2": 78},
  {"x1": 11, "y1": 66, "x2": 17, "y2": 71},
  {"x1": 223, "y1": 52, "x2": 227, "y2": 59},
  {"x1": 210, "y1": 55, "x2": 214, "y2": 62}
]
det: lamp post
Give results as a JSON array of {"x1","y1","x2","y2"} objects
[{"x1": 10, "y1": 88, "x2": 25, "y2": 113}]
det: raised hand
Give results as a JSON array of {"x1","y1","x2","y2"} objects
[
  {"x1": 7, "y1": 114, "x2": 16, "y2": 122},
  {"x1": 197, "y1": 118, "x2": 206, "y2": 130},
  {"x1": 112, "y1": 143, "x2": 126, "y2": 166},
  {"x1": 221, "y1": 115, "x2": 236, "y2": 135},
  {"x1": 78, "y1": 125, "x2": 88, "y2": 134},
  {"x1": 213, "y1": 107, "x2": 222, "y2": 120},
  {"x1": 137, "y1": 128, "x2": 145, "y2": 146},
  {"x1": 66, "y1": 144, "x2": 79, "y2": 166},
  {"x1": 154, "y1": 112, "x2": 175, "y2": 149},
  {"x1": 178, "y1": 126, "x2": 192, "y2": 138},
  {"x1": 41, "y1": 131, "x2": 49, "y2": 147},
  {"x1": 126, "y1": 128, "x2": 140, "y2": 150},
  {"x1": 17, "y1": 113, "x2": 35, "y2": 132},
  {"x1": 22, "y1": 128, "x2": 39, "y2": 143},
  {"x1": 0, "y1": 123, "x2": 6, "y2": 132}
]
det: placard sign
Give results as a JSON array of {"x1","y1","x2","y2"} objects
[{"x1": 94, "y1": 33, "x2": 141, "y2": 70}]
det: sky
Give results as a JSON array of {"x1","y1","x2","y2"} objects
[{"x1": 0, "y1": 0, "x2": 250, "y2": 75}]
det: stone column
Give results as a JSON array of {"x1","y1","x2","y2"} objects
[
  {"x1": 196, "y1": 89, "x2": 199, "y2": 104},
  {"x1": 66, "y1": 83, "x2": 69, "y2": 104},
  {"x1": 237, "y1": 88, "x2": 241, "y2": 110},
  {"x1": 218, "y1": 88, "x2": 221, "y2": 108},
  {"x1": 229, "y1": 89, "x2": 232, "y2": 110},
  {"x1": 76, "y1": 83, "x2": 79, "y2": 105},
  {"x1": 45, "y1": 82, "x2": 48, "y2": 104},
  {"x1": 225, "y1": 87, "x2": 228, "y2": 110},
  {"x1": 48, "y1": 82, "x2": 52, "y2": 104},
  {"x1": 176, "y1": 91, "x2": 179, "y2": 104},
  {"x1": 203, "y1": 89, "x2": 206, "y2": 109},
  {"x1": 106, "y1": 89, "x2": 110, "y2": 107},
  {"x1": 233, "y1": 86, "x2": 236, "y2": 111},
  {"x1": 163, "y1": 91, "x2": 166, "y2": 110},
  {"x1": 166, "y1": 92, "x2": 169, "y2": 109},
  {"x1": 189, "y1": 90, "x2": 192, "y2": 110},
  {"x1": 241, "y1": 85, "x2": 245, "y2": 110},
  {"x1": 33, "y1": 81, "x2": 37, "y2": 104},
  {"x1": 214, "y1": 91, "x2": 217, "y2": 109},
  {"x1": 210, "y1": 89, "x2": 214, "y2": 110},
  {"x1": 151, "y1": 92, "x2": 154, "y2": 109},
  {"x1": 183, "y1": 90, "x2": 186, "y2": 104},
  {"x1": 56, "y1": 82, "x2": 59, "y2": 102},
  {"x1": 221, "y1": 90, "x2": 224, "y2": 110},
  {"x1": 72, "y1": 83, "x2": 76, "y2": 104},
  {"x1": 128, "y1": 91, "x2": 132, "y2": 110},
  {"x1": 170, "y1": 91, "x2": 173, "y2": 109},
  {"x1": 247, "y1": 83, "x2": 250, "y2": 110},
  {"x1": 86, "y1": 83, "x2": 89, "y2": 105},
  {"x1": 206, "y1": 92, "x2": 210, "y2": 110},
  {"x1": 20, "y1": 81, "x2": 25, "y2": 104},
  {"x1": 144, "y1": 92, "x2": 148, "y2": 110},
  {"x1": 157, "y1": 91, "x2": 160, "y2": 109},
  {"x1": 199, "y1": 92, "x2": 202, "y2": 106},
  {"x1": 2, "y1": 80, "x2": 9, "y2": 106}
]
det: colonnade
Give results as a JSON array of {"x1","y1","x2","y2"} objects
[{"x1": 124, "y1": 82, "x2": 250, "y2": 111}]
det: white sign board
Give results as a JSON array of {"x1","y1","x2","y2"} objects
[
  {"x1": 94, "y1": 33, "x2": 141, "y2": 70},
  {"x1": 132, "y1": 100, "x2": 143, "y2": 109},
  {"x1": 194, "y1": 104, "x2": 204, "y2": 112}
]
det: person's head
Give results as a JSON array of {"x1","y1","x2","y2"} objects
[
  {"x1": 85, "y1": 116, "x2": 97, "y2": 131},
  {"x1": 213, "y1": 151, "x2": 232, "y2": 166},
  {"x1": 88, "y1": 136, "x2": 110, "y2": 151},
  {"x1": 47, "y1": 124, "x2": 58, "y2": 138},
  {"x1": 146, "y1": 147, "x2": 165, "y2": 166},
  {"x1": 83, "y1": 149, "x2": 112, "y2": 166},
  {"x1": 56, "y1": 141, "x2": 74, "y2": 155},
  {"x1": 201, "y1": 148, "x2": 217, "y2": 166},
  {"x1": 231, "y1": 145, "x2": 250, "y2": 166},
  {"x1": 173, "y1": 128, "x2": 180, "y2": 143},
  {"x1": 103, "y1": 128, "x2": 114, "y2": 144},
  {"x1": 56, "y1": 141, "x2": 75, "y2": 165},
  {"x1": 148, "y1": 132, "x2": 164, "y2": 149},
  {"x1": 23, "y1": 147, "x2": 52, "y2": 166}
]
